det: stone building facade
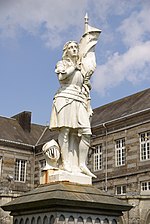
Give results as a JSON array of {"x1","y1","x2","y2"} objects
[
  {"x1": 0, "y1": 88, "x2": 150, "y2": 223},
  {"x1": 89, "y1": 88, "x2": 150, "y2": 224},
  {"x1": 0, "y1": 111, "x2": 57, "y2": 223},
  {"x1": 0, "y1": 111, "x2": 44, "y2": 223}
]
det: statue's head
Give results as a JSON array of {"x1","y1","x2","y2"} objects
[{"x1": 62, "y1": 41, "x2": 79, "y2": 60}]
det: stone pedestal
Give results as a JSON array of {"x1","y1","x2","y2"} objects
[
  {"x1": 2, "y1": 182, "x2": 132, "y2": 224},
  {"x1": 40, "y1": 169, "x2": 92, "y2": 185}
]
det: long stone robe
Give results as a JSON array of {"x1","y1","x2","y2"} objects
[{"x1": 50, "y1": 59, "x2": 92, "y2": 135}]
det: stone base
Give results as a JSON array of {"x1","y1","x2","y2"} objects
[
  {"x1": 2, "y1": 182, "x2": 132, "y2": 224},
  {"x1": 40, "y1": 169, "x2": 92, "y2": 185}
]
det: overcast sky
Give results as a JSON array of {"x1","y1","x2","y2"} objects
[{"x1": 0, "y1": 0, "x2": 150, "y2": 125}]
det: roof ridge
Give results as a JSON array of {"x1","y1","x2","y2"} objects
[
  {"x1": 0, "y1": 115, "x2": 17, "y2": 121},
  {"x1": 0, "y1": 115, "x2": 46, "y2": 128},
  {"x1": 93, "y1": 88, "x2": 150, "y2": 111}
]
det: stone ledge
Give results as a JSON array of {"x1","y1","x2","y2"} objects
[
  {"x1": 2, "y1": 182, "x2": 132, "y2": 216},
  {"x1": 40, "y1": 169, "x2": 92, "y2": 185}
]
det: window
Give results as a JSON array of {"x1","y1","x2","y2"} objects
[
  {"x1": 116, "y1": 185, "x2": 126, "y2": 195},
  {"x1": 0, "y1": 157, "x2": 2, "y2": 176},
  {"x1": 141, "y1": 181, "x2": 150, "y2": 191},
  {"x1": 39, "y1": 159, "x2": 46, "y2": 170},
  {"x1": 93, "y1": 144, "x2": 102, "y2": 171},
  {"x1": 14, "y1": 159, "x2": 27, "y2": 182},
  {"x1": 39, "y1": 159, "x2": 46, "y2": 177},
  {"x1": 140, "y1": 131, "x2": 150, "y2": 161},
  {"x1": 115, "y1": 138, "x2": 125, "y2": 166}
]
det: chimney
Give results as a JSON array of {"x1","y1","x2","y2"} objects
[{"x1": 12, "y1": 111, "x2": 31, "y2": 132}]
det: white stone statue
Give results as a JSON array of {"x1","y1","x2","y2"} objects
[{"x1": 49, "y1": 14, "x2": 101, "y2": 179}]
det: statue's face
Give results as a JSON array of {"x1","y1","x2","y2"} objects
[{"x1": 67, "y1": 42, "x2": 78, "y2": 58}]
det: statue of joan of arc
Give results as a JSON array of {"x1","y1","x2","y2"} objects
[{"x1": 50, "y1": 14, "x2": 101, "y2": 177}]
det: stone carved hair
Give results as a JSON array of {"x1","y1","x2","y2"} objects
[{"x1": 62, "y1": 41, "x2": 79, "y2": 60}]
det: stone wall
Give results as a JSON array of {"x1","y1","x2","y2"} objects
[
  {"x1": 90, "y1": 113, "x2": 150, "y2": 223},
  {"x1": 0, "y1": 144, "x2": 34, "y2": 223}
]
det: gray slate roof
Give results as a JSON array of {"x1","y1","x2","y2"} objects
[
  {"x1": 0, "y1": 115, "x2": 45, "y2": 146},
  {"x1": 92, "y1": 88, "x2": 150, "y2": 127}
]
